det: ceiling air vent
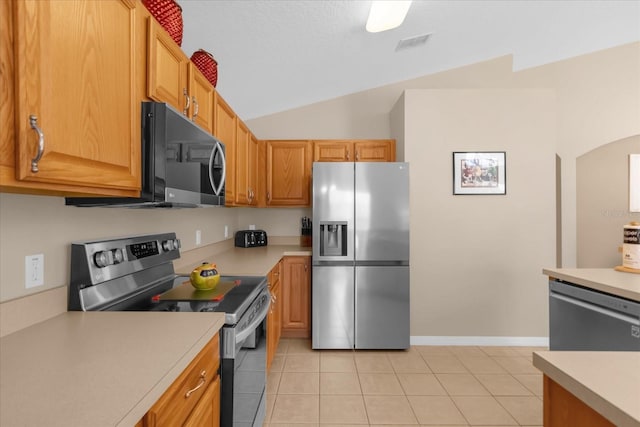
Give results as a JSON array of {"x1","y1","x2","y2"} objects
[{"x1": 395, "y1": 33, "x2": 431, "y2": 52}]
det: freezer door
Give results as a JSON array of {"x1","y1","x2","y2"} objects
[
  {"x1": 355, "y1": 163, "x2": 409, "y2": 263},
  {"x1": 312, "y1": 162, "x2": 355, "y2": 263},
  {"x1": 355, "y1": 266, "x2": 409, "y2": 349},
  {"x1": 312, "y1": 266, "x2": 355, "y2": 349}
]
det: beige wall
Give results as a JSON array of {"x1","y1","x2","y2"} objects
[
  {"x1": 402, "y1": 89, "x2": 556, "y2": 338},
  {"x1": 0, "y1": 194, "x2": 305, "y2": 302},
  {"x1": 248, "y1": 42, "x2": 640, "y2": 341},
  {"x1": 576, "y1": 136, "x2": 640, "y2": 267}
]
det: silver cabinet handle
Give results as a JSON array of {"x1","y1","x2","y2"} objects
[
  {"x1": 267, "y1": 191, "x2": 271, "y2": 203},
  {"x1": 29, "y1": 115, "x2": 45, "y2": 173},
  {"x1": 192, "y1": 96, "x2": 199, "y2": 119},
  {"x1": 355, "y1": 150, "x2": 360, "y2": 161},
  {"x1": 346, "y1": 149, "x2": 350, "y2": 161},
  {"x1": 183, "y1": 88, "x2": 190, "y2": 116},
  {"x1": 184, "y1": 370, "x2": 206, "y2": 398}
]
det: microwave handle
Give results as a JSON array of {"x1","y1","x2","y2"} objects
[{"x1": 209, "y1": 140, "x2": 226, "y2": 196}]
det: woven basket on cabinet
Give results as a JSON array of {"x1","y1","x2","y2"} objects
[
  {"x1": 191, "y1": 50, "x2": 218, "y2": 87},
  {"x1": 142, "y1": 0, "x2": 183, "y2": 46}
]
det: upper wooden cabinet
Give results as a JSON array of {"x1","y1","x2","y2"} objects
[
  {"x1": 248, "y1": 133, "x2": 259, "y2": 206},
  {"x1": 313, "y1": 139, "x2": 396, "y2": 162},
  {"x1": 213, "y1": 93, "x2": 237, "y2": 206},
  {"x1": 147, "y1": 18, "x2": 214, "y2": 134},
  {"x1": 265, "y1": 140, "x2": 312, "y2": 207},
  {"x1": 188, "y1": 64, "x2": 215, "y2": 134},
  {"x1": 1, "y1": 0, "x2": 140, "y2": 196},
  {"x1": 234, "y1": 119, "x2": 250, "y2": 206}
]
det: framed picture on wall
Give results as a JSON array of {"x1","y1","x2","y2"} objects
[
  {"x1": 630, "y1": 154, "x2": 640, "y2": 212},
  {"x1": 453, "y1": 151, "x2": 506, "y2": 195}
]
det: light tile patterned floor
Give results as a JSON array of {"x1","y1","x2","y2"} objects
[{"x1": 265, "y1": 338, "x2": 546, "y2": 426}]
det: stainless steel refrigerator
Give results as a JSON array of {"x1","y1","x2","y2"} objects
[{"x1": 312, "y1": 162, "x2": 410, "y2": 349}]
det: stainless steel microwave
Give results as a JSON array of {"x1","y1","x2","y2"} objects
[{"x1": 66, "y1": 102, "x2": 226, "y2": 208}]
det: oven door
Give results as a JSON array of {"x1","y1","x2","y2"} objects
[{"x1": 220, "y1": 288, "x2": 270, "y2": 427}]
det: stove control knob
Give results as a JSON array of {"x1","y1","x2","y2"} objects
[
  {"x1": 162, "y1": 239, "x2": 175, "y2": 251},
  {"x1": 112, "y1": 248, "x2": 124, "y2": 264},
  {"x1": 94, "y1": 251, "x2": 111, "y2": 268}
]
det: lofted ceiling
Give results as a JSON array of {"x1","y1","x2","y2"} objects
[{"x1": 180, "y1": 1, "x2": 640, "y2": 120}]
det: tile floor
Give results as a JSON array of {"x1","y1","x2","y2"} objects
[{"x1": 265, "y1": 338, "x2": 547, "y2": 426}]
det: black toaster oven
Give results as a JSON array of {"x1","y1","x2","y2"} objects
[{"x1": 235, "y1": 230, "x2": 268, "y2": 248}]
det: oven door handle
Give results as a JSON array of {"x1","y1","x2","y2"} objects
[{"x1": 234, "y1": 294, "x2": 270, "y2": 345}]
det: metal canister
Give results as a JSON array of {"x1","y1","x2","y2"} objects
[{"x1": 622, "y1": 222, "x2": 640, "y2": 269}]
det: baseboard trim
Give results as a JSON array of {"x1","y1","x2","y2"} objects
[{"x1": 410, "y1": 336, "x2": 549, "y2": 347}]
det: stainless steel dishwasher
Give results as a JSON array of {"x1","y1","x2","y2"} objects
[{"x1": 549, "y1": 279, "x2": 640, "y2": 350}]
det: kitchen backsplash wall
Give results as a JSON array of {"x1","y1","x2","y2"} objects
[{"x1": 0, "y1": 194, "x2": 305, "y2": 303}]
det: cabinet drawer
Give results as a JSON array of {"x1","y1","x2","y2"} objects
[{"x1": 146, "y1": 335, "x2": 220, "y2": 426}]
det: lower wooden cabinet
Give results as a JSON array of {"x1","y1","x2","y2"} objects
[
  {"x1": 267, "y1": 259, "x2": 283, "y2": 371},
  {"x1": 143, "y1": 334, "x2": 220, "y2": 427},
  {"x1": 281, "y1": 256, "x2": 311, "y2": 338},
  {"x1": 543, "y1": 375, "x2": 614, "y2": 427}
]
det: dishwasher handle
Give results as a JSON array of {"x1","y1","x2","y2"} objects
[{"x1": 550, "y1": 291, "x2": 640, "y2": 326}]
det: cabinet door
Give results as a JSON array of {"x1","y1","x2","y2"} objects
[
  {"x1": 213, "y1": 93, "x2": 236, "y2": 206},
  {"x1": 267, "y1": 260, "x2": 283, "y2": 371},
  {"x1": 0, "y1": 0, "x2": 16, "y2": 190},
  {"x1": 183, "y1": 375, "x2": 221, "y2": 427},
  {"x1": 354, "y1": 140, "x2": 396, "y2": 162},
  {"x1": 313, "y1": 140, "x2": 353, "y2": 162},
  {"x1": 188, "y1": 64, "x2": 214, "y2": 134},
  {"x1": 248, "y1": 133, "x2": 259, "y2": 205},
  {"x1": 282, "y1": 256, "x2": 311, "y2": 338},
  {"x1": 147, "y1": 17, "x2": 189, "y2": 112},
  {"x1": 265, "y1": 140, "x2": 312, "y2": 206},
  {"x1": 235, "y1": 120, "x2": 250, "y2": 205},
  {"x1": 11, "y1": 0, "x2": 139, "y2": 193},
  {"x1": 145, "y1": 335, "x2": 219, "y2": 426}
]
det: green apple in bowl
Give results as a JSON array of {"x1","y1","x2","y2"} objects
[{"x1": 190, "y1": 262, "x2": 220, "y2": 290}]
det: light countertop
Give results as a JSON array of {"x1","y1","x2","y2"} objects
[
  {"x1": 0, "y1": 311, "x2": 225, "y2": 427},
  {"x1": 543, "y1": 268, "x2": 640, "y2": 302},
  {"x1": 176, "y1": 244, "x2": 312, "y2": 277},
  {"x1": 533, "y1": 351, "x2": 640, "y2": 427}
]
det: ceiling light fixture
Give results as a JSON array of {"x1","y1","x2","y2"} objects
[{"x1": 366, "y1": 0, "x2": 412, "y2": 33}]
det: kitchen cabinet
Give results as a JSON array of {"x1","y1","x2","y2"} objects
[
  {"x1": 147, "y1": 18, "x2": 214, "y2": 134},
  {"x1": 265, "y1": 140, "x2": 312, "y2": 207},
  {"x1": 281, "y1": 256, "x2": 311, "y2": 338},
  {"x1": 267, "y1": 259, "x2": 283, "y2": 371},
  {"x1": 248, "y1": 133, "x2": 260, "y2": 206},
  {"x1": 234, "y1": 120, "x2": 259, "y2": 206},
  {"x1": 144, "y1": 334, "x2": 220, "y2": 427},
  {"x1": 213, "y1": 93, "x2": 237, "y2": 206},
  {"x1": 1, "y1": 0, "x2": 140, "y2": 197},
  {"x1": 543, "y1": 375, "x2": 614, "y2": 427},
  {"x1": 313, "y1": 139, "x2": 396, "y2": 162}
]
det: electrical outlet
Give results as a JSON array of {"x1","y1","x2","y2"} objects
[
  {"x1": 195, "y1": 230, "x2": 202, "y2": 246},
  {"x1": 249, "y1": 224, "x2": 256, "y2": 230},
  {"x1": 224, "y1": 225, "x2": 229, "y2": 239},
  {"x1": 25, "y1": 254, "x2": 44, "y2": 289}
]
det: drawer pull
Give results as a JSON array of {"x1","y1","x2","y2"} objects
[
  {"x1": 185, "y1": 370, "x2": 206, "y2": 398},
  {"x1": 183, "y1": 88, "x2": 190, "y2": 116},
  {"x1": 29, "y1": 115, "x2": 45, "y2": 173}
]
